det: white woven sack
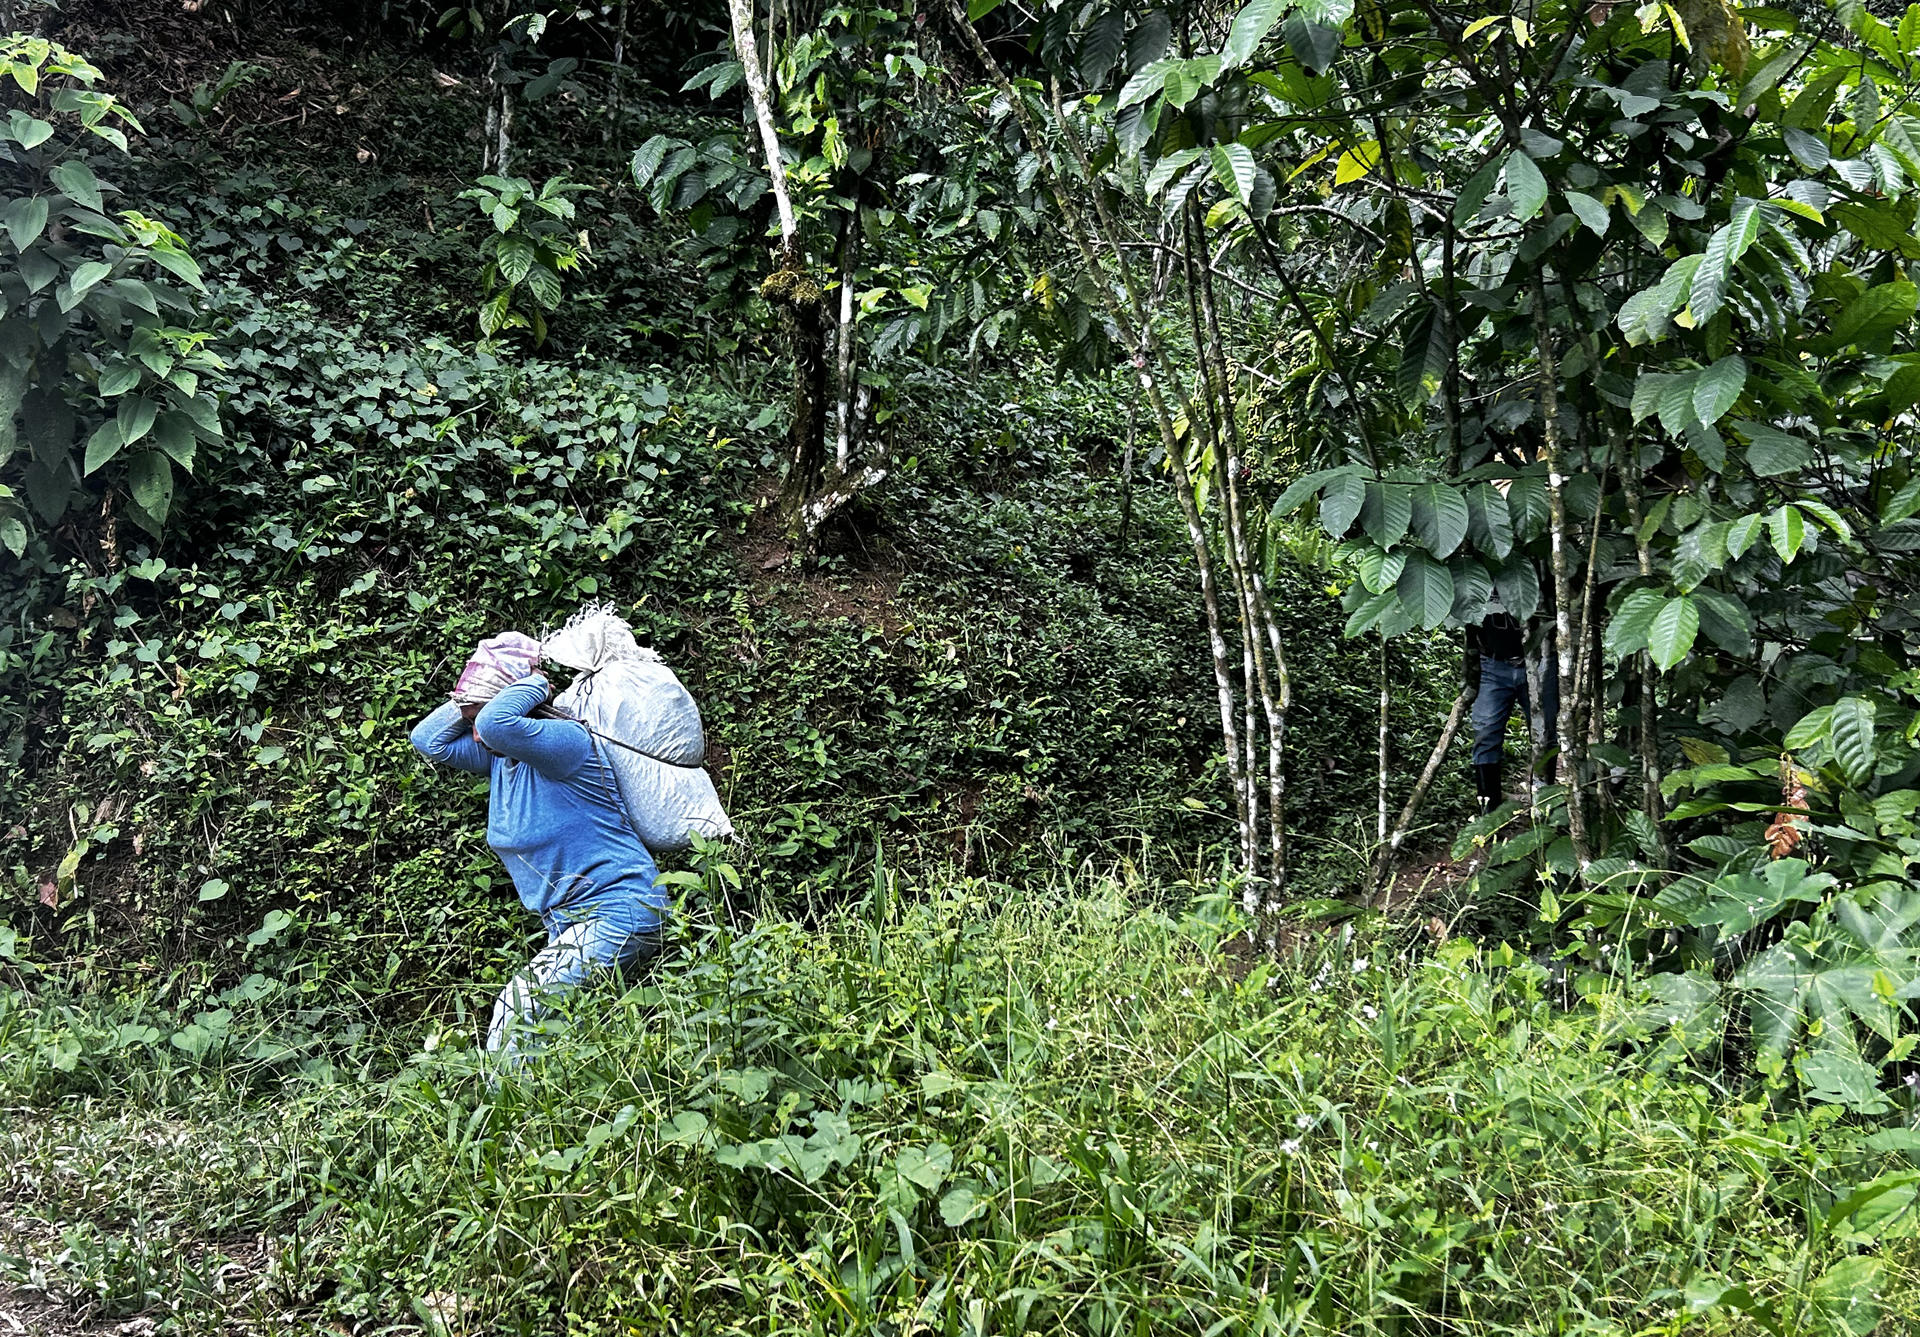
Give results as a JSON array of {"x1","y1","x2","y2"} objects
[
  {"x1": 552, "y1": 655, "x2": 732, "y2": 853},
  {"x1": 559, "y1": 659, "x2": 706, "y2": 766}
]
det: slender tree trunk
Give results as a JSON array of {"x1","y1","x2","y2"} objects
[
  {"x1": 605, "y1": 0, "x2": 629, "y2": 143},
  {"x1": 938, "y1": 47, "x2": 1249, "y2": 901},
  {"x1": 1373, "y1": 675, "x2": 1475, "y2": 899},
  {"x1": 832, "y1": 219, "x2": 861, "y2": 476},
  {"x1": 1179, "y1": 210, "x2": 1256, "y2": 873},
  {"x1": 725, "y1": 0, "x2": 797, "y2": 247},
  {"x1": 1618, "y1": 445, "x2": 1669, "y2": 856},
  {"x1": 1531, "y1": 272, "x2": 1590, "y2": 871},
  {"x1": 1377, "y1": 639, "x2": 1391, "y2": 845},
  {"x1": 1193, "y1": 208, "x2": 1289, "y2": 894}
]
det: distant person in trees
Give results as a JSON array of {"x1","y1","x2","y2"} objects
[
  {"x1": 1470, "y1": 587, "x2": 1558, "y2": 811},
  {"x1": 410, "y1": 632, "x2": 666, "y2": 1064}
]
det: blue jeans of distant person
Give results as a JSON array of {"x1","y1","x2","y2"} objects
[
  {"x1": 1471, "y1": 655, "x2": 1559, "y2": 768},
  {"x1": 486, "y1": 912, "x2": 664, "y2": 1063}
]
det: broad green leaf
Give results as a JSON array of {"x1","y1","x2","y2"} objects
[
  {"x1": 1736, "y1": 420, "x2": 1812, "y2": 476},
  {"x1": 1452, "y1": 157, "x2": 1502, "y2": 226},
  {"x1": 1505, "y1": 474, "x2": 1548, "y2": 541},
  {"x1": 1809, "y1": 1254, "x2": 1883, "y2": 1335},
  {"x1": 151, "y1": 412, "x2": 195, "y2": 471},
  {"x1": 1491, "y1": 555, "x2": 1539, "y2": 621},
  {"x1": 1282, "y1": 16, "x2": 1341, "y2": 74},
  {"x1": 1448, "y1": 555, "x2": 1492, "y2": 622},
  {"x1": 1410, "y1": 482, "x2": 1469, "y2": 557},
  {"x1": 4, "y1": 195, "x2": 47, "y2": 251},
  {"x1": 1618, "y1": 286, "x2": 1671, "y2": 345},
  {"x1": 1394, "y1": 302, "x2": 1445, "y2": 408},
  {"x1": 1334, "y1": 141, "x2": 1379, "y2": 185},
  {"x1": 1319, "y1": 471, "x2": 1364, "y2": 538},
  {"x1": 1466, "y1": 482, "x2": 1513, "y2": 558},
  {"x1": 1833, "y1": 279, "x2": 1918, "y2": 346},
  {"x1": 1564, "y1": 190, "x2": 1609, "y2": 235},
  {"x1": 128, "y1": 451, "x2": 172, "y2": 524},
  {"x1": 1395, "y1": 551, "x2": 1454, "y2": 629},
  {"x1": 629, "y1": 135, "x2": 672, "y2": 189},
  {"x1": 1117, "y1": 58, "x2": 1174, "y2": 109},
  {"x1": 1224, "y1": 0, "x2": 1289, "y2": 65},
  {"x1": 82, "y1": 420, "x2": 123, "y2": 474},
  {"x1": 1504, "y1": 151, "x2": 1548, "y2": 222},
  {"x1": 69, "y1": 259, "x2": 112, "y2": 298},
  {"x1": 1795, "y1": 497, "x2": 1853, "y2": 544},
  {"x1": 1270, "y1": 467, "x2": 1342, "y2": 518},
  {"x1": 1078, "y1": 10, "x2": 1128, "y2": 85},
  {"x1": 1605, "y1": 587, "x2": 1665, "y2": 660},
  {"x1": 1830, "y1": 696, "x2": 1878, "y2": 785},
  {"x1": 1831, "y1": 200, "x2": 1920, "y2": 257},
  {"x1": 1144, "y1": 148, "x2": 1203, "y2": 197},
  {"x1": 1881, "y1": 363, "x2": 1920, "y2": 413},
  {"x1": 1647, "y1": 595, "x2": 1700, "y2": 670},
  {"x1": 97, "y1": 362, "x2": 141, "y2": 396},
  {"x1": 1632, "y1": 371, "x2": 1682, "y2": 424},
  {"x1": 1689, "y1": 222, "x2": 1738, "y2": 321},
  {"x1": 50, "y1": 159, "x2": 103, "y2": 212},
  {"x1": 1692, "y1": 355, "x2": 1747, "y2": 424},
  {"x1": 1692, "y1": 588, "x2": 1753, "y2": 655},
  {"x1": 1785, "y1": 126, "x2": 1831, "y2": 170},
  {"x1": 5, "y1": 110, "x2": 51, "y2": 148},
  {"x1": 1355, "y1": 545, "x2": 1406, "y2": 593},
  {"x1": 1784, "y1": 704, "x2": 1834, "y2": 750},
  {"x1": 1343, "y1": 586, "x2": 1397, "y2": 637},
  {"x1": 116, "y1": 395, "x2": 157, "y2": 447},
  {"x1": 1360, "y1": 480, "x2": 1412, "y2": 547},
  {"x1": 496, "y1": 237, "x2": 536, "y2": 286},
  {"x1": 1769, "y1": 504, "x2": 1806, "y2": 562},
  {"x1": 149, "y1": 248, "x2": 205, "y2": 292},
  {"x1": 1882, "y1": 476, "x2": 1920, "y2": 524},
  {"x1": 1210, "y1": 143, "x2": 1256, "y2": 204}
]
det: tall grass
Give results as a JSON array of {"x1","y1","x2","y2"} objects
[{"x1": 2, "y1": 872, "x2": 1915, "y2": 1335}]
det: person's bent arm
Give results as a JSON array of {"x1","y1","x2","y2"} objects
[
  {"x1": 473, "y1": 674, "x2": 592, "y2": 780},
  {"x1": 411, "y1": 702, "x2": 492, "y2": 775}
]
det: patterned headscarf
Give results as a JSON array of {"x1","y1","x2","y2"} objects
[{"x1": 451, "y1": 632, "x2": 543, "y2": 706}]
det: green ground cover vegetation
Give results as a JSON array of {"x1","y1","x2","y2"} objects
[{"x1": 2, "y1": 0, "x2": 1919, "y2": 1331}]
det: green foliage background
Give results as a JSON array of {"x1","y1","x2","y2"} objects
[{"x1": 0, "y1": 10, "x2": 1461, "y2": 1012}]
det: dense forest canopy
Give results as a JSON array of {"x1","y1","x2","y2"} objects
[{"x1": 1, "y1": 0, "x2": 1919, "y2": 1330}]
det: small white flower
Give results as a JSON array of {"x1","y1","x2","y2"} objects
[
  {"x1": 1294, "y1": 1114, "x2": 1312, "y2": 1130},
  {"x1": 1351, "y1": 957, "x2": 1370, "y2": 974},
  {"x1": 1280, "y1": 1139, "x2": 1301, "y2": 1155},
  {"x1": 1046, "y1": 1018, "x2": 1058, "y2": 1031},
  {"x1": 1361, "y1": 1005, "x2": 1378, "y2": 1020},
  {"x1": 1180, "y1": 987, "x2": 1193, "y2": 998},
  {"x1": 1366, "y1": 1140, "x2": 1379, "y2": 1151}
]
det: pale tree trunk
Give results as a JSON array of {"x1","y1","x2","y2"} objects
[
  {"x1": 945, "y1": 36, "x2": 1257, "y2": 905},
  {"x1": 1532, "y1": 273, "x2": 1590, "y2": 871},
  {"x1": 725, "y1": 0, "x2": 797, "y2": 249},
  {"x1": 1376, "y1": 639, "x2": 1390, "y2": 847},
  {"x1": 1618, "y1": 440, "x2": 1669, "y2": 857},
  {"x1": 728, "y1": 0, "x2": 881, "y2": 557},
  {"x1": 1195, "y1": 225, "x2": 1290, "y2": 896},
  {"x1": 605, "y1": 0, "x2": 629, "y2": 143},
  {"x1": 1181, "y1": 209, "x2": 1257, "y2": 872},
  {"x1": 1372, "y1": 677, "x2": 1475, "y2": 900},
  {"x1": 833, "y1": 220, "x2": 861, "y2": 476}
]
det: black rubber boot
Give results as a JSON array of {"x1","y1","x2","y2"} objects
[{"x1": 1473, "y1": 763, "x2": 1504, "y2": 809}]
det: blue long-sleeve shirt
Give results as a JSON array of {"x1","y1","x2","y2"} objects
[{"x1": 410, "y1": 675, "x2": 663, "y2": 935}]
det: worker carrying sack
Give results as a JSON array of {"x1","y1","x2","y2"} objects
[{"x1": 541, "y1": 605, "x2": 734, "y2": 853}]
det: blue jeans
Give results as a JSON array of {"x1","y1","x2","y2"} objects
[
  {"x1": 1471, "y1": 655, "x2": 1559, "y2": 768},
  {"x1": 486, "y1": 914, "x2": 663, "y2": 1062}
]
